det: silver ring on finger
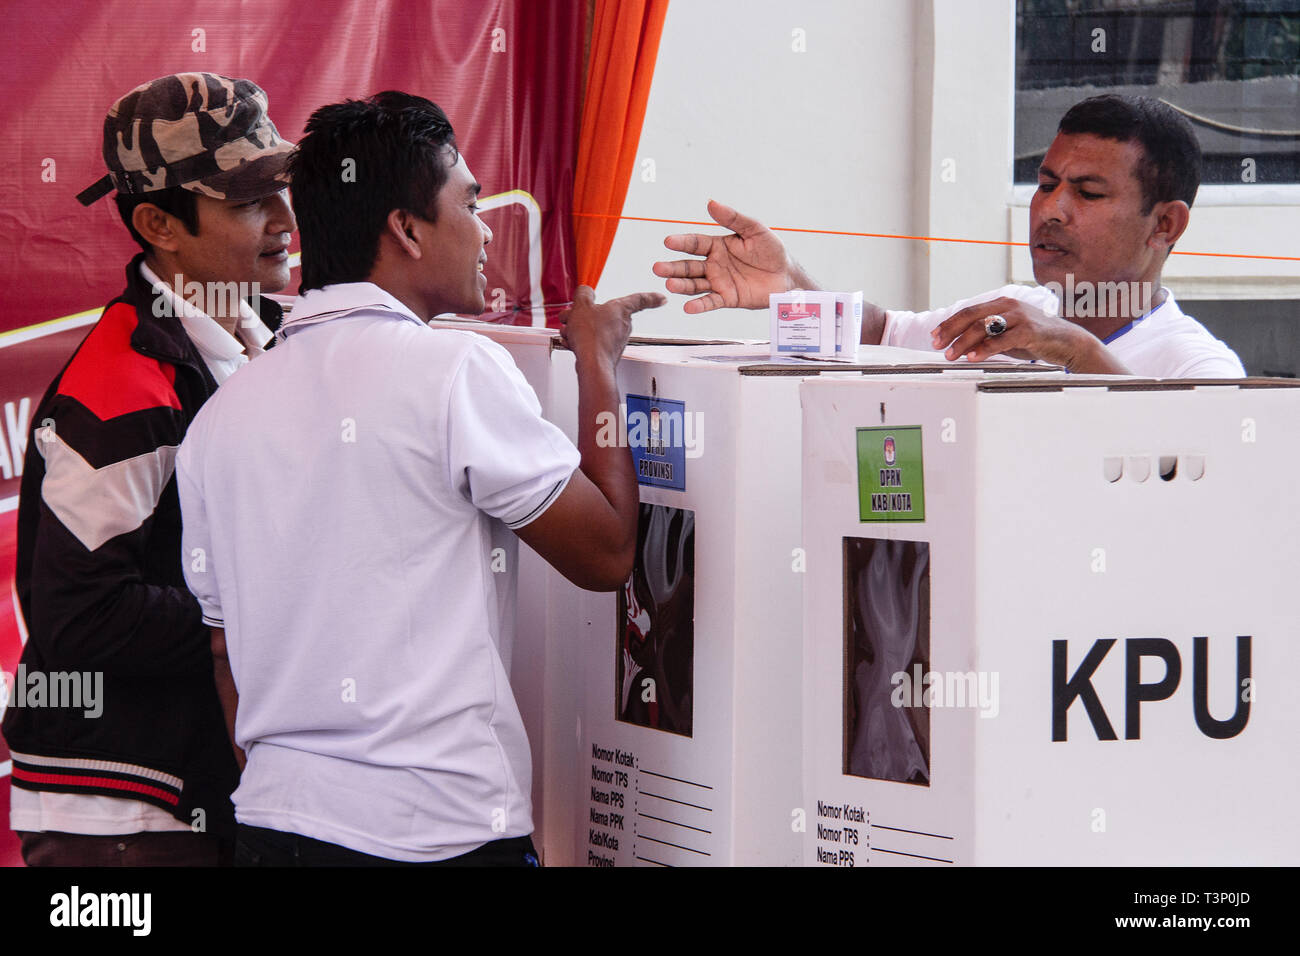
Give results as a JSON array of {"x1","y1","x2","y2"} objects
[{"x1": 984, "y1": 314, "x2": 1007, "y2": 337}]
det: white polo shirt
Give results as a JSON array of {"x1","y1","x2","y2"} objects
[
  {"x1": 882, "y1": 284, "x2": 1245, "y2": 378},
  {"x1": 176, "y1": 282, "x2": 580, "y2": 861}
]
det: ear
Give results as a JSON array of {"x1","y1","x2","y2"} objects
[
  {"x1": 132, "y1": 203, "x2": 182, "y2": 252},
  {"x1": 385, "y1": 209, "x2": 423, "y2": 260},
  {"x1": 1148, "y1": 199, "x2": 1191, "y2": 255}
]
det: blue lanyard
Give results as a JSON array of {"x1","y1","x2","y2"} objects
[
  {"x1": 1101, "y1": 294, "x2": 1165, "y2": 345},
  {"x1": 1101, "y1": 319, "x2": 1140, "y2": 345}
]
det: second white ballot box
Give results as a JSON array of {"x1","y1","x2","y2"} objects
[{"x1": 800, "y1": 374, "x2": 1300, "y2": 866}]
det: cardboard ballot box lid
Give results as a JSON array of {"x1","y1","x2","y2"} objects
[
  {"x1": 625, "y1": 335, "x2": 754, "y2": 346},
  {"x1": 972, "y1": 376, "x2": 1300, "y2": 393},
  {"x1": 616, "y1": 342, "x2": 1070, "y2": 376},
  {"x1": 802, "y1": 373, "x2": 1300, "y2": 396},
  {"x1": 428, "y1": 319, "x2": 753, "y2": 351},
  {"x1": 421, "y1": 326, "x2": 1086, "y2": 379}
]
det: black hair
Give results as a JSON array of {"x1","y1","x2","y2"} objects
[
  {"x1": 288, "y1": 91, "x2": 459, "y2": 292},
  {"x1": 114, "y1": 187, "x2": 200, "y2": 252},
  {"x1": 1057, "y1": 94, "x2": 1201, "y2": 213}
]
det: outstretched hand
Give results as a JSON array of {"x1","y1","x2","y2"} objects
[
  {"x1": 558, "y1": 285, "x2": 666, "y2": 366},
  {"x1": 653, "y1": 200, "x2": 808, "y2": 313}
]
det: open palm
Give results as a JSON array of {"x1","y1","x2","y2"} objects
[{"x1": 653, "y1": 200, "x2": 799, "y2": 313}]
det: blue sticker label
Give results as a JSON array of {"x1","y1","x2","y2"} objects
[{"x1": 626, "y1": 394, "x2": 687, "y2": 491}]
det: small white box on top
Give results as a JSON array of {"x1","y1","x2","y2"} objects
[
  {"x1": 770, "y1": 291, "x2": 837, "y2": 358},
  {"x1": 835, "y1": 291, "x2": 863, "y2": 359}
]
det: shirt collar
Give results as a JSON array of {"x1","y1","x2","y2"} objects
[
  {"x1": 1100, "y1": 286, "x2": 1174, "y2": 345},
  {"x1": 279, "y1": 282, "x2": 426, "y2": 340},
  {"x1": 139, "y1": 260, "x2": 271, "y2": 360},
  {"x1": 1150, "y1": 286, "x2": 1177, "y2": 319}
]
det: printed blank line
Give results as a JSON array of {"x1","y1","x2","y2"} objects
[
  {"x1": 637, "y1": 812, "x2": 712, "y2": 835},
  {"x1": 639, "y1": 790, "x2": 713, "y2": 812},
  {"x1": 639, "y1": 768, "x2": 713, "y2": 789},
  {"x1": 873, "y1": 846, "x2": 953, "y2": 864},
  {"x1": 636, "y1": 855, "x2": 672, "y2": 867},
  {"x1": 638, "y1": 833, "x2": 711, "y2": 856},
  {"x1": 871, "y1": 823, "x2": 954, "y2": 840}
]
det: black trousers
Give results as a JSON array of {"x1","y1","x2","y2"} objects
[
  {"x1": 234, "y1": 823, "x2": 540, "y2": 867},
  {"x1": 18, "y1": 830, "x2": 229, "y2": 867}
]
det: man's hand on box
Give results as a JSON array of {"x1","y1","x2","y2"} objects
[
  {"x1": 559, "y1": 285, "x2": 666, "y2": 366},
  {"x1": 654, "y1": 200, "x2": 814, "y2": 314},
  {"x1": 931, "y1": 296, "x2": 1131, "y2": 375}
]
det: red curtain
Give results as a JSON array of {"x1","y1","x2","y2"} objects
[
  {"x1": 0, "y1": 0, "x2": 587, "y2": 869},
  {"x1": 574, "y1": 0, "x2": 670, "y2": 287}
]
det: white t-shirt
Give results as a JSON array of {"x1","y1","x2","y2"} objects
[
  {"x1": 176, "y1": 282, "x2": 579, "y2": 862},
  {"x1": 882, "y1": 284, "x2": 1245, "y2": 379}
]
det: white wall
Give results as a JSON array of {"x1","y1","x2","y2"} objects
[
  {"x1": 596, "y1": 0, "x2": 1296, "y2": 339},
  {"x1": 597, "y1": 0, "x2": 931, "y2": 339},
  {"x1": 922, "y1": 0, "x2": 1016, "y2": 309}
]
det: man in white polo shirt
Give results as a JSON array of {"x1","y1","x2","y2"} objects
[
  {"x1": 176, "y1": 91, "x2": 663, "y2": 865},
  {"x1": 653, "y1": 94, "x2": 1244, "y2": 379}
]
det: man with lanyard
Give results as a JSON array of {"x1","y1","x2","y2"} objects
[
  {"x1": 2, "y1": 73, "x2": 296, "y2": 865},
  {"x1": 653, "y1": 94, "x2": 1245, "y2": 379}
]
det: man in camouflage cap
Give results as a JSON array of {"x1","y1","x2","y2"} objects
[
  {"x1": 3, "y1": 72, "x2": 296, "y2": 866},
  {"x1": 76, "y1": 72, "x2": 292, "y2": 205}
]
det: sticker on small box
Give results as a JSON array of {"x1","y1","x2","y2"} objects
[{"x1": 770, "y1": 291, "x2": 837, "y2": 357}]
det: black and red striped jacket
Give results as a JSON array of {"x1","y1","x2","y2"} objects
[{"x1": 2, "y1": 255, "x2": 280, "y2": 835}]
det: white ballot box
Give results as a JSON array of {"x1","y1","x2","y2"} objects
[
  {"x1": 555, "y1": 345, "x2": 1059, "y2": 866},
  {"x1": 800, "y1": 374, "x2": 1300, "y2": 866},
  {"x1": 574, "y1": 343, "x2": 808, "y2": 867},
  {"x1": 427, "y1": 320, "x2": 583, "y2": 863}
]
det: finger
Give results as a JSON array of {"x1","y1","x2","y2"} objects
[
  {"x1": 961, "y1": 326, "x2": 1025, "y2": 363},
  {"x1": 663, "y1": 233, "x2": 715, "y2": 256},
  {"x1": 607, "y1": 291, "x2": 667, "y2": 314},
  {"x1": 706, "y1": 198, "x2": 764, "y2": 238},
  {"x1": 664, "y1": 276, "x2": 711, "y2": 295},
  {"x1": 573, "y1": 284, "x2": 596, "y2": 306},
  {"x1": 652, "y1": 259, "x2": 706, "y2": 279},
  {"x1": 683, "y1": 291, "x2": 727, "y2": 315},
  {"x1": 944, "y1": 323, "x2": 993, "y2": 362},
  {"x1": 931, "y1": 309, "x2": 983, "y2": 350},
  {"x1": 933, "y1": 297, "x2": 1015, "y2": 345}
]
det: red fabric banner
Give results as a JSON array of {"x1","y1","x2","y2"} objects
[{"x1": 0, "y1": 0, "x2": 585, "y2": 866}]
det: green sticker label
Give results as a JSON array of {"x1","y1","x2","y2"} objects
[{"x1": 857, "y1": 426, "x2": 925, "y2": 522}]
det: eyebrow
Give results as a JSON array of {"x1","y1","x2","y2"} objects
[{"x1": 1038, "y1": 165, "x2": 1111, "y2": 186}]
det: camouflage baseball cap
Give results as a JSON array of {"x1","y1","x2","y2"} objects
[{"x1": 76, "y1": 72, "x2": 292, "y2": 206}]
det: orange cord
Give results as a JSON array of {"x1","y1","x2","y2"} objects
[{"x1": 573, "y1": 211, "x2": 1300, "y2": 262}]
